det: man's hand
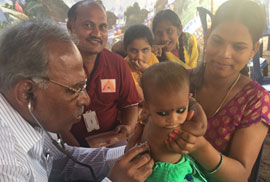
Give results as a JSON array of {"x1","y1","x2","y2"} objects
[
  {"x1": 114, "y1": 124, "x2": 132, "y2": 138},
  {"x1": 108, "y1": 143, "x2": 154, "y2": 182}
]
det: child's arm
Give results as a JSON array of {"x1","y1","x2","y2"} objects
[{"x1": 181, "y1": 99, "x2": 207, "y2": 136}]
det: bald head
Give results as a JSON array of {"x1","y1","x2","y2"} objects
[{"x1": 68, "y1": 0, "x2": 105, "y2": 22}]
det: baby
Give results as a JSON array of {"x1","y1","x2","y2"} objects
[{"x1": 140, "y1": 62, "x2": 207, "y2": 182}]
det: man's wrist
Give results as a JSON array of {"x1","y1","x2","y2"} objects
[{"x1": 101, "y1": 177, "x2": 112, "y2": 182}]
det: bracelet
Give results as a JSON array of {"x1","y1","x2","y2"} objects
[{"x1": 206, "y1": 152, "x2": 223, "y2": 174}]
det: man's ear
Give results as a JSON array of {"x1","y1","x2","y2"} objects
[
  {"x1": 14, "y1": 80, "x2": 35, "y2": 108},
  {"x1": 67, "y1": 20, "x2": 73, "y2": 33}
]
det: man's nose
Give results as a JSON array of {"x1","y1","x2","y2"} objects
[
  {"x1": 91, "y1": 26, "x2": 101, "y2": 37},
  {"x1": 78, "y1": 90, "x2": 91, "y2": 107}
]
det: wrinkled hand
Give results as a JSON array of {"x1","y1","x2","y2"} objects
[
  {"x1": 165, "y1": 100, "x2": 207, "y2": 154},
  {"x1": 114, "y1": 124, "x2": 133, "y2": 138},
  {"x1": 108, "y1": 143, "x2": 154, "y2": 182}
]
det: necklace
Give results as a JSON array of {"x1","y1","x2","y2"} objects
[{"x1": 196, "y1": 74, "x2": 241, "y2": 118}]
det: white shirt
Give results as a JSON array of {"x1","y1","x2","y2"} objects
[{"x1": 0, "y1": 93, "x2": 124, "y2": 182}]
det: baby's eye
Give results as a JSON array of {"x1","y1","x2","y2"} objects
[
  {"x1": 176, "y1": 107, "x2": 186, "y2": 114},
  {"x1": 156, "y1": 111, "x2": 169, "y2": 116}
]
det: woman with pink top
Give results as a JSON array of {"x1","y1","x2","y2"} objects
[{"x1": 166, "y1": 0, "x2": 270, "y2": 181}]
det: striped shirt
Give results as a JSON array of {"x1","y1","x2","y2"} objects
[{"x1": 0, "y1": 93, "x2": 124, "y2": 182}]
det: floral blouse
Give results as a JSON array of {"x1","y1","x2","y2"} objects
[{"x1": 205, "y1": 81, "x2": 270, "y2": 154}]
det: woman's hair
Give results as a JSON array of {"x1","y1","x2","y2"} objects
[
  {"x1": 123, "y1": 24, "x2": 154, "y2": 49},
  {"x1": 152, "y1": 9, "x2": 185, "y2": 63},
  {"x1": 141, "y1": 62, "x2": 189, "y2": 102},
  {"x1": 191, "y1": 0, "x2": 266, "y2": 91},
  {"x1": 211, "y1": 0, "x2": 266, "y2": 44},
  {"x1": 152, "y1": 9, "x2": 181, "y2": 33}
]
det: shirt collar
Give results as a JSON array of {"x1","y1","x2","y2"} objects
[{"x1": 0, "y1": 93, "x2": 43, "y2": 153}]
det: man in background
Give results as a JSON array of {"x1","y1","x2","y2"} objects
[{"x1": 64, "y1": 0, "x2": 140, "y2": 148}]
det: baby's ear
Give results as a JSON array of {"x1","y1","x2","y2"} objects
[{"x1": 189, "y1": 93, "x2": 193, "y2": 98}]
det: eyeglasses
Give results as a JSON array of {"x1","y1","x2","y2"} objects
[{"x1": 42, "y1": 78, "x2": 87, "y2": 96}]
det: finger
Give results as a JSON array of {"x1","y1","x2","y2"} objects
[
  {"x1": 189, "y1": 100, "x2": 207, "y2": 122},
  {"x1": 130, "y1": 152, "x2": 152, "y2": 169},
  {"x1": 167, "y1": 137, "x2": 189, "y2": 154},
  {"x1": 174, "y1": 137, "x2": 195, "y2": 154},
  {"x1": 164, "y1": 138, "x2": 174, "y2": 152},
  {"x1": 114, "y1": 126, "x2": 121, "y2": 133},
  {"x1": 123, "y1": 143, "x2": 150, "y2": 161},
  {"x1": 137, "y1": 158, "x2": 154, "y2": 180},
  {"x1": 186, "y1": 110, "x2": 195, "y2": 120},
  {"x1": 179, "y1": 130, "x2": 196, "y2": 144}
]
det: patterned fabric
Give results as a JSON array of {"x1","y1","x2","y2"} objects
[
  {"x1": 165, "y1": 32, "x2": 199, "y2": 69},
  {"x1": 146, "y1": 155, "x2": 207, "y2": 182},
  {"x1": 205, "y1": 81, "x2": 270, "y2": 153},
  {"x1": 0, "y1": 93, "x2": 125, "y2": 182},
  {"x1": 125, "y1": 52, "x2": 159, "y2": 85}
]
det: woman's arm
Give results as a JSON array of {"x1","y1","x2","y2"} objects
[
  {"x1": 184, "y1": 121, "x2": 268, "y2": 181},
  {"x1": 166, "y1": 99, "x2": 268, "y2": 181}
]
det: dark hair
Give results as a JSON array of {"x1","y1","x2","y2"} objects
[
  {"x1": 211, "y1": 0, "x2": 266, "y2": 44},
  {"x1": 152, "y1": 9, "x2": 185, "y2": 63},
  {"x1": 123, "y1": 24, "x2": 154, "y2": 49},
  {"x1": 68, "y1": 0, "x2": 105, "y2": 22},
  {"x1": 141, "y1": 62, "x2": 189, "y2": 102},
  {"x1": 152, "y1": 9, "x2": 182, "y2": 33},
  {"x1": 0, "y1": 19, "x2": 73, "y2": 91},
  {"x1": 191, "y1": 0, "x2": 266, "y2": 91}
]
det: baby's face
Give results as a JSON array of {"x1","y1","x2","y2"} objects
[
  {"x1": 126, "y1": 38, "x2": 152, "y2": 64},
  {"x1": 145, "y1": 85, "x2": 189, "y2": 129}
]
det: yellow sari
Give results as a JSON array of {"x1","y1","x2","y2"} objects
[
  {"x1": 165, "y1": 32, "x2": 199, "y2": 69},
  {"x1": 125, "y1": 52, "x2": 159, "y2": 85}
]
